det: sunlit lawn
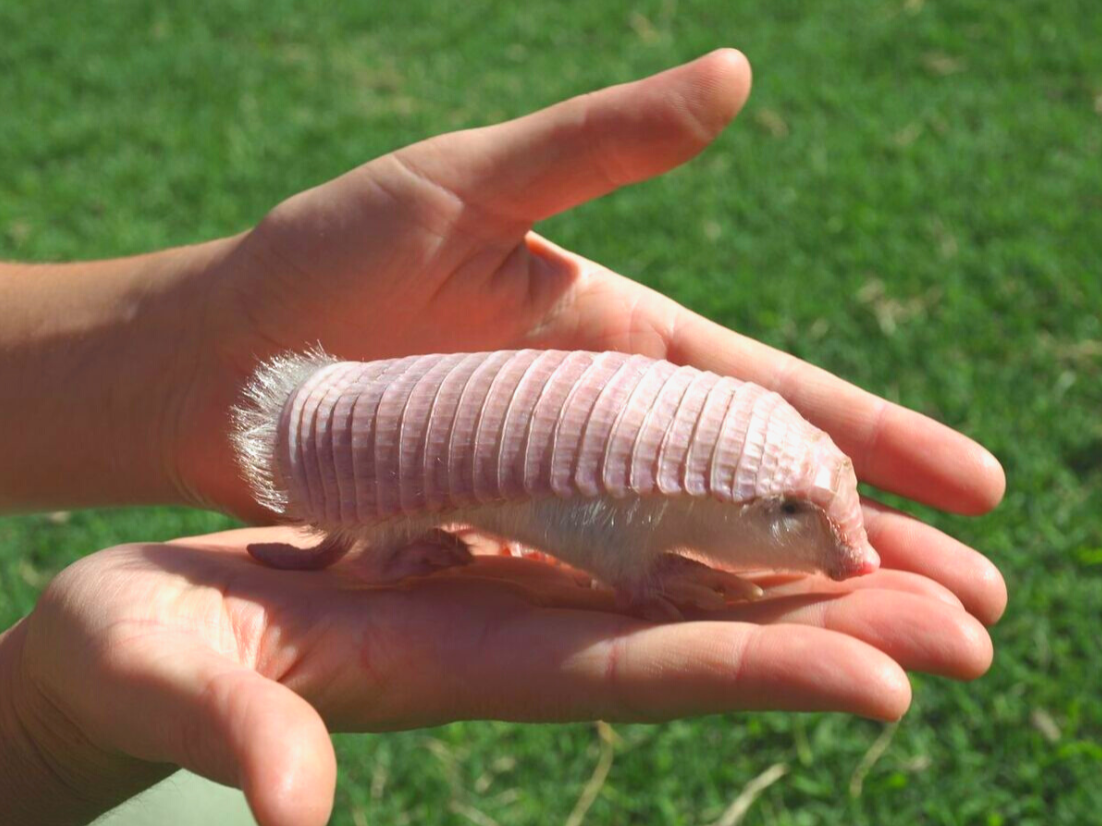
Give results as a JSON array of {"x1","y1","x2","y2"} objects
[{"x1": 2, "y1": 1, "x2": 1100, "y2": 823}]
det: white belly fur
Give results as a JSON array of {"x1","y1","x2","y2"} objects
[{"x1": 324, "y1": 493, "x2": 828, "y2": 591}]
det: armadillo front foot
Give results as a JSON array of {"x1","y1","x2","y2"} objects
[{"x1": 617, "y1": 554, "x2": 764, "y2": 621}]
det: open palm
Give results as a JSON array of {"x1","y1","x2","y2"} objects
[
  {"x1": 22, "y1": 523, "x2": 996, "y2": 826},
  {"x1": 178, "y1": 50, "x2": 1004, "y2": 532}
]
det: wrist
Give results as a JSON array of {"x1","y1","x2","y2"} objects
[
  {"x1": 0, "y1": 620, "x2": 170, "y2": 825},
  {"x1": 0, "y1": 234, "x2": 242, "y2": 513}
]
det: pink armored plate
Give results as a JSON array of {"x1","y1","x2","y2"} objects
[{"x1": 234, "y1": 349, "x2": 879, "y2": 617}]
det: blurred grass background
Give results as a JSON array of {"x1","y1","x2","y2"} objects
[{"x1": 1, "y1": 0, "x2": 1100, "y2": 823}]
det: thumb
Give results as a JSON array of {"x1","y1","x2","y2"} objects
[
  {"x1": 387, "y1": 48, "x2": 752, "y2": 223},
  {"x1": 107, "y1": 644, "x2": 337, "y2": 826}
]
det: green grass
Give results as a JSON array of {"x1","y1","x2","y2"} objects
[{"x1": 2, "y1": 0, "x2": 1101, "y2": 823}]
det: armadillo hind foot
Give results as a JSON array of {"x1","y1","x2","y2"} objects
[{"x1": 248, "y1": 528, "x2": 474, "y2": 584}]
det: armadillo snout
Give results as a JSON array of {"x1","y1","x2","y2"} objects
[{"x1": 801, "y1": 440, "x2": 878, "y2": 579}]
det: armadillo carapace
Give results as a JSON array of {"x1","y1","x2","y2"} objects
[{"x1": 234, "y1": 350, "x2": 879, "y2": 616}]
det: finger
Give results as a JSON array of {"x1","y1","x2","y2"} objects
[
  {"x1": 347, "y1": 585, "x2": 911, "y2": 724},
  {"x1": 755, "y1": 567, "x2": 964, "y2": 610},
  {"x1": 703, "y1": 330, "x2": 1007, "y2": 515},
  {"x1": 388, "y1": 49, "x2": 751, "y2": 223},
  {"x1": 862, "y1": 498, "x2": 1008, "y2": 625},
  {"x1": 522, "y1": 242, "x2": 1006, "y2": 515},
  {"x1": 102, "y1": 641, "x2": 336, "y2": 826},
  {"x1": 464, "y1": 558, "x2": 987, "y2": 679},
  {"x1": 712, "y1": 590, "x2": 993, "y2": 680},
  {"x1": 172, "y1": 526, "x2": 319, "y2": 551},
  {"x1": 150, "y1": 537, "x2": 911, "y2": 722}
]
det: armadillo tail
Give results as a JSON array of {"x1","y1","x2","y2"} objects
[{"x1": 232, "y1": 347, "x2": 337, "y2": 516}]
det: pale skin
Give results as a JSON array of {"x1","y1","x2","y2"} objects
[{"x1": 0, "y1": 50, "x2": 1006, "y2": 826}]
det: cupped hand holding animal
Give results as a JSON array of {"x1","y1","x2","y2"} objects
[
  {"x1": 2, "y1": 523, "x2": 999, "y2": 826},
  {"x1": 0, "y1": 49, "x2": 1008, "y2": 826}
]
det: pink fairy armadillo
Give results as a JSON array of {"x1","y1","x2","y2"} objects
[{"x1": 233, "y1": 349, "x2": 879, "y2": 615}]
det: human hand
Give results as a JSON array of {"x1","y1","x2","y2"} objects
[
  {"x1": 162, "y1": 48, "x2": 1004, "y2": 533},
  {"x1": 2, "y1": 521, "x2": 998, "y2": 826},
  {"x1": 0, "y1": 49, "x2": 1006, "y2": 564}
]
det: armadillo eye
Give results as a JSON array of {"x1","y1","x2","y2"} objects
[{"x1": 780, "y1": 499, "x2": 801, "y2": 516}]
